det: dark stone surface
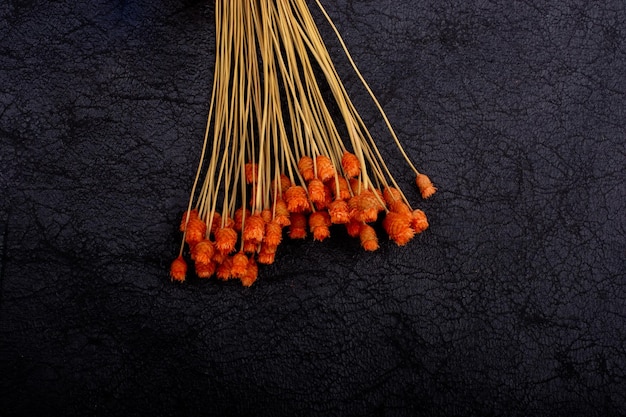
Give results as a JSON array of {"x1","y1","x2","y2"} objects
[{"x1": 1, "y1": 0, "x2": 624, "y2": 416}]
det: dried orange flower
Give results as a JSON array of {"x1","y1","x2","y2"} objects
[
  {"x1": 264, "y1": 221, "x2": 283, "y2": 247},
  {"x1": 231, "y1": 252, "x2": 249, "y2": 278},
  {"x1": 284, "y1": 186, "x2": 310, "y2": 213},
  {"x1": 191, "y1": 239, "x2": 215, "y2": 264},
  {"x1": 170, "y1": 256, "x2": 187, "y2": 282},
  {"x1": 411, "y1": 209, "x2": 429, "y2": 233},
  {"x1": 341, "y1": 151, "x2": 361, "y2": 178},
  {"x1": 216, "y1": 256, "x2": 234, "y2": 281},
  {"x1": 329, "y1": 199, "x2": 350, "y2": 224},
  {"x1": 215, "y1": 227, "x2": 238, "y2": 254},
  {"x1": 170, "y1": 0, "x2": 438, "y2": 285},
  {"x1": 359, "y1": 224, "x2": 379, "y2": 251},
  {"x1": 243, "y1": 213, "x2": 265, "y2": 244},
  {"x1": 383, "y1": 212, "x2": 415, "y2": 246},
  {"x1": 234, "y1": 207, "x2": 251, "y2": 232},
  {"x1": 241, "y1": 258, "x2": 258, "y2": 287},
  {"x1": 195, "y1": 261, "x2": 216, "y2": 278},
  {"x1": 309, "y1": 211, "x2": 331, "y2": 241},
  {"x1": 257, "y1": 243, "x2": 277, "y2": 265},
  {"x1": 383, "y1": 187, "x2": 402, "y2": 205},
  {"x1": 316, "y1": 155, "x2": 335, "y2": 182},
  {"x1": 415, "y1": 174, "x2": 437, "y2": 199},
  {"x1": 184, "y1": 215, "x2": 207, "y2": 247},
  {"x1": 273, "y1": 199, "x2": 291, "y2": 227},
  {"x1": 346, "y1": 219, "x2": 363, "y2": 238},
  {"x1": 307, "y1": 178, "x2": 326, "y2": 204},
  {"x1": 298, "y1": 156, "x2": 315, "y2": 181},
  {"x1": 333, "y1": 176, "x2": 352, "y2": 200},
  {"x1": 288, "y1": 212, "x2": 307, "y2": 239}
]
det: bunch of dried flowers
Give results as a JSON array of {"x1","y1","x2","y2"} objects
[{"x1": 171, "y1": 0, "x2": 436, "y2": 285}]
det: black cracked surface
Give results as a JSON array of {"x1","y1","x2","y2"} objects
[{"x1": 1, "y1": 1, "x2": 625, "y2": 416}]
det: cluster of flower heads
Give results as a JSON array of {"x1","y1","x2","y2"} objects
[
  {"x1": 170, "y1": 152, "x2": 435, "y2": 286},
  {"x1": 169, "y1": 0, "x2": 437, "y2": 285}
]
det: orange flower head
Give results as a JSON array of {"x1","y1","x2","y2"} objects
[
  {"x1": 288, "y1": 212, "x2": 307, "y2": 239},
  {"x1": 170, "y1": 256, "x2": 187, "y2": 282},
  {"x1": 245, "y1": 162, "x2": 258, "y2": 184},
  {"x1": 383, "y1": 187, "x2": 402, "y2": 205},
  {"x1": 212, "y1": 250, "x2": 227, "y2": 264},
  {"x1": 415, "y1": 173, "x2": 437, "y2": 199},
  {"x1": 389, "y1": 200, "x2": 412, "y2": 216},
  {"x1": 231, "y1": 252, "x2": 249, "y2": 278},
  {"x1": 184, "y1": 216, "x2": 207, "y2": 246},
  {"x1": 349, "y1": 178, "x2": 364, "y2": 194},
  {"x1": 273, "y1": 199, "x2": 291, "y2": 227},
  {"x1": 312, "y1": 226, "x2": 330, "y2": 241},
  {"x1": 222, "y1": 215, "x2": 235, "y2": 230},
  {"x1": 234, "y1": 207, "x2": 251, "y2": 232},
  {"x1": 359, "y1": 224, "x2": 379, "y2": 251},
  {"x1": 261, "y1": 208, "x2": 273, "y2": 223},
  {"x1": 349, "y1": 191, "x2": 380, "y2": 223},
  {"x1": 243, "y1": 239, "x2": 259, "y2": 254},
  {"x1": 257, "y1": 250, "x2": 276, "y2": 265},
  {"x1": 334, "y1": 176, "x2": 352, "y2": 200},
  {"x1": 346, "y1": 219, "x2": 363, "y2": 237},
  {"x1": 307, "y1": 178, "x2": 326, "y2": 204},
  {"x1": 179, "y1": 209, "x2": 199, "y2": 232},
  {"x1": 316, "y1": 183, "x2": 334, "y2": 210},
  {"x1": 316, "y1": 155, "x2": 335, "y2": 182},
  {"x1": 278, "y1": 174, "x2": 292, "y2": 192},
  {"x1": 297, "y1": 156, "x2": 315, "y2": 181},
  {"x1": 411, "y1": 209, "x2": 429, "y2": 233},
  {"x1": 241, "y1": 258, "x2": 258, "y2": 287},
  {"x1": 264, "y1": 221, "x2": 283, "y2": 247},
  {"x1": 284, "y1": 185, "x2": 310, "y2": 213},
  {"x1": 195, "y1": 261, "x2": 216, "y2": 278},
  {"x1": 214, "y1": 227, "x2": 238, "y2": 254},
  {"x1": 383, "y1": 212, "x2": 415, "y2": 246},
  {"x1": 216, "y1": 256, "x2": 234, "y2": 281},
  {"x1": 328, "y1": 200, "x2": 350, "y2": 224},
  {"x1": 341, "y1": 151, "x2": 361, "y2": 178},
  {"x1": 257, "y1": 242, "x2": 277, "y2": 265},
  {"x1": 191, "y1": 239, "x2": 215, "y2": 264},
  {"x1": 243, "y1": 213, "x2": 265, "y2": 244},
  {"x1": 309, "y1": 210, "x2": 331, "y2": 228},
  {"x1": 309, "y1": 211, "x2": 331, "y2": 241}
]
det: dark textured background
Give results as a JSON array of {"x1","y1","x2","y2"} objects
[{"x1": 1, "y1": 0, "x2": 625, "y2": 416}]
